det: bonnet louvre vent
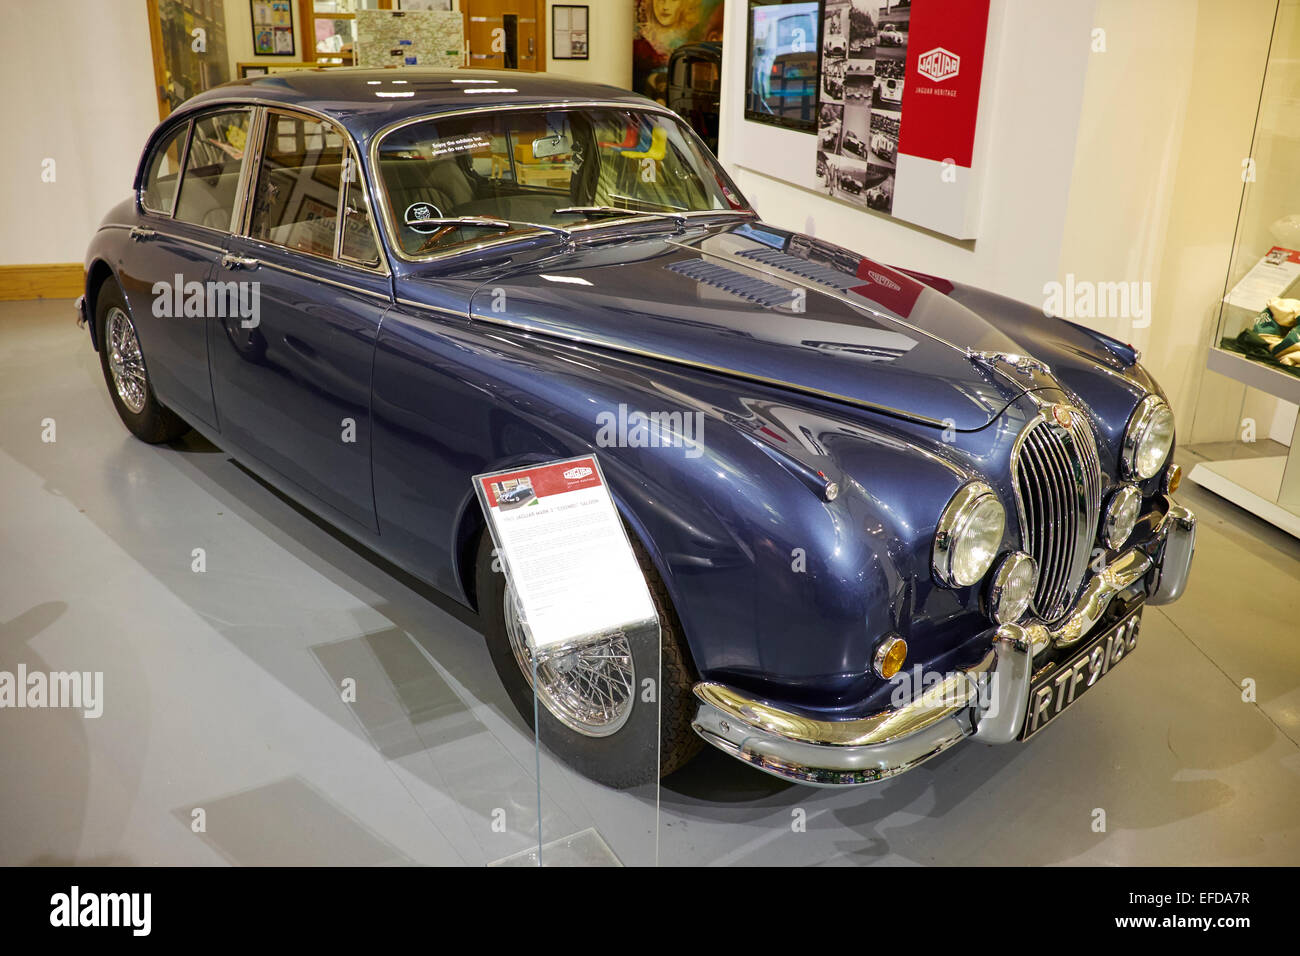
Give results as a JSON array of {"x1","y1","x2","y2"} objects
[
  {"x1": 734, "y1": 248, "x2": 858, "y2": 291},
  {"x1": 667, "y1": 259, "x2": 796, "y2": 309}
]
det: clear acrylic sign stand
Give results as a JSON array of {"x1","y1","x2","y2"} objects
[{"x1": 474, "y1": 456, "x2": 662, "y2": 866}]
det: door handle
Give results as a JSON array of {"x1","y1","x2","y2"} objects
[
  {"x1": 221, "y1": 254, "x2": 260, "y2": 270},
  {"x1": 129, "y1": 227, "x2": 157, "y2": 241}
]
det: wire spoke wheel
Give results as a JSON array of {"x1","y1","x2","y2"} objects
[
  {"x1": 106, "y1": 306, "x2": 147, "y2": 414},
  {"x1": 504, "y1": 584, "x2": 636, "y2": 737}
]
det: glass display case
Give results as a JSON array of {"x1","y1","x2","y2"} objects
[{"x1": 1189, "y1": 0, "x2": 1300, "y2": 536}]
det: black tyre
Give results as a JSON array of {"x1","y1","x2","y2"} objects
[
  {"x1": 95, "y1": 278, "x2": 189, "y2": 444},
  {"x1": 476, "y1": 530, "x2": 703, "y2": 789}
]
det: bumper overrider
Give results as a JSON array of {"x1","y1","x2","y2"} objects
[{"x1": 691, "y1": 499, "x2": 1196, "y2": 786}]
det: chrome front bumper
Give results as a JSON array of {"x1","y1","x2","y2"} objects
[{"x1": 691, "y1": 502, "x2": 1197, "y2": 786}]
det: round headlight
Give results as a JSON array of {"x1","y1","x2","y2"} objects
[
  {"x1": 1123, "y1": 396, "x2": 1175, "y2": 480},
  {"x1": 1103, "y1": 484, "x2": 1142, "y2": 549},
  {"x1": 933, "y1": 482, "x2": 1006, "y2": 588},
  {"x1": 986, "y1": 551, "x2": 1038, "y2": 624}
]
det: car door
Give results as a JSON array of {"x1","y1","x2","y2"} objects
[
  {"x1": 208, "y1": 107, "x2": 390, "y2": 533},
  {"x1": 122, "y1": 108, "x2": 253, "y2": 429}
]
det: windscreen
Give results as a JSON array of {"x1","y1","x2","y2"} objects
[{"x1": 375, "y1": 107, "x2": 747, "y2": 257}]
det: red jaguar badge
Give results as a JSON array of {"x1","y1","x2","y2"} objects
[{"x1": 1052, "y1": 406, "x2": 1074, "y2": 429}]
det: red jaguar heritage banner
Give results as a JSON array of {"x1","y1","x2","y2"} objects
[
  {"x1": 816, "y1": 0, "x2": 992, "y2": 239},
  {"x1": 897, "y1": 0, "x2": 990, "y2": 168}
]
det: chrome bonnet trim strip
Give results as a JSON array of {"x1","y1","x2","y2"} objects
[{"x1": 458, "y1": 307, "x2": 951, "y2": 428}]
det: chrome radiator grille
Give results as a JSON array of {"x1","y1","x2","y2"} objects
[{"x1": 1012, "y1": 409, "x2": 1103, "y2": 621}]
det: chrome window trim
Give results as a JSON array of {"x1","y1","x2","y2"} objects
[
  {"x1": 170, "y1": 105, "x2": 256, "y2": 234},
  {"x1": 367, "y1": 100, "x2": 752, "y2": 265},
  {"x1": 242, "y1": 105, "x2": 390, "y2": 277},
  {"x1": 138, "y1": 117, "x2": 194, "y2": 218},
  {"x1": 164, "y1": 96, "x2": 392, "y2": 277},
  {"x1": 246, "y1": 252, "x2": 392, "y2": 301},
  {"x1": 232, "y1": 106, "x2": 268, "y2": 239},
  {"x1": 338, "y1": 170, "x2": 385, "y2": 269}
]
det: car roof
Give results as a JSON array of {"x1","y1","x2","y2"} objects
[{"x1": 180, "y1": 68, "x2": 655, "y2": 142}]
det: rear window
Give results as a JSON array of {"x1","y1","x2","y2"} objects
[
  {"x1": 141, "y1": 121, "x2": 191, "y2": 215},
  {"x1": 174, "y1": 109, "x2": 252, "y2": 231}
]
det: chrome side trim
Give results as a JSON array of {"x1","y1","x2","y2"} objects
[
  {"x1": 394, "y1": 297, "x2": 471, "y2": 319},
  {"x1": 163, "y1": 233, "x2": 228, "y2": 255},
  {"x1": 248, "y1": 256, "x2": 392, "y2": 301}
]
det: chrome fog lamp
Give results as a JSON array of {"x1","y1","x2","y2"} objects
[
  {"x1": 1123, "y1": 395, "x2": 1175, "y2": 480},
  {"x1": 986, "y1": 551, "x2": 1038, "y2": 624},
  {"x1": 1103, "y1": 484, "x2": 1143, "y2": 549},
  {"x1": 933, "y1": 481, "x2": 1005, "y2": 588}
]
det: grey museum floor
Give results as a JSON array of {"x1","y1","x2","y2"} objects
[{"x1": 1, "y1": 299, "x2": 1297, "y2": 866}]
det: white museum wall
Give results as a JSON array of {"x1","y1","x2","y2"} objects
[
  {"x1": 543, "y1": 0, "x2": 633, "y2": 91},
  {"x1": 1056, "y1": 0, "x2": 1285, "y2": 442},
  {"x1": 717, "y1": 0, "x2": 1287, "y2": 440},
  {"x1": 716, "y1": 0, "x2": 1098, "y2": 307},
  {"x1": 0, "y1": 1, "x2": 160, "y2": 266}
]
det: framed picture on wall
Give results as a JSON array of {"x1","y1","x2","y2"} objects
[
  {"x1": 250, "y1": 0, "x2": 295, "y2": 56},
  {"x1": 745, "y1": 0, "x2": 823, "y2": 132},
  {"x1": 553, "y1": 4, "x2": 589, "y2": 60}
]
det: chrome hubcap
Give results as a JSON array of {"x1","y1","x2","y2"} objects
[
  {"x1": 504, "y1": 584, "x2": 635, "y2": 737},
  {"x1": 106, "y1": 307, "x2": 147, "y2": 414}
]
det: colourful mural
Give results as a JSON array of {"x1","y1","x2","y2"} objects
[{"x1": 634, "y1": 0, "x2": 726, "y2": 104}]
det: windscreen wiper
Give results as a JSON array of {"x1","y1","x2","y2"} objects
[
  {"x1": 552, "y1": 206, "x2": 685, "y2": 226},
  {"x1": 404, "y1": 216, "x2": 572, "y2": 239}
]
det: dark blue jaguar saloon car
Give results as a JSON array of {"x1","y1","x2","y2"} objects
[{"x1": 79, "y1": 69, "x2": 1195, "y2": 788}]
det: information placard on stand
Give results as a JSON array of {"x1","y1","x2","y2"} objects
[{"x1": 473, "y1": 455, "x2": 658, "y2": 660}]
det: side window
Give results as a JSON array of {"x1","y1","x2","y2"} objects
[
  {"x1": 249, "y1": 112, "x2": 346, "y2": 258},
  {"x1": 174, "y1": 109, "x2": 252, "y2": 231},
  {"x1": 340, "y1": 176, "x2": 380, "y2": 265},
  {"x1": 141, "y1": 121, "x2": 191, "y2": 215}
]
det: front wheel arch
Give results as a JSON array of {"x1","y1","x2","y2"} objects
[
  {"x1": 84, "y1": 259, "x2": 117, "y2": 351},
  {"x1": 451, "y1": 475, "x2": 704, "y2": 681}
]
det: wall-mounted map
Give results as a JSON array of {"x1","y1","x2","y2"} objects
[{"x1": 355, "y1": 9, "x2": 464, "y2": 69}]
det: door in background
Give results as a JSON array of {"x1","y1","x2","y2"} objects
[{"x1": 462, "y1": 0, "x2": 544, "y2": 71}]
